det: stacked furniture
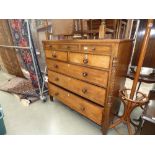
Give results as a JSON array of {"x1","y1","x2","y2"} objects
[{"x1": 43, "y1": 39, "x2": 133, "y2": 134}]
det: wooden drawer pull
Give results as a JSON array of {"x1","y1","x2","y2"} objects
[
  {"x1": 80, "y1": 106, "x2": 85, "y2": 111},
  {"x1": 67, "y1": 46, "x2": 70, "y2": 49},
  {"x1": 55, "y1": 77, "x2": 59, "y2": 81},
  {"x1": 54, "y1": 64, "x2": 58, "y2": 68},
  {"x1": 83, "y1": 59, "x2": 88, "y2": 64},
  {"x1": 92, "y1": 47, "x2": 96, "y2": 51},
  {"x1": 54, "y1": 92, "x2": 59, "y2": 96},
  {"x1": 48, "y1": 45, "x2": 52, "y2": 48},
  {"x1": 82, "y1": 88, "x2": 87, "y2": 94},
  {"x1": 82, "y1": 72, "x2": 88, "y2": 77},
  {"x1": 52, "y1": 54, "x2": 57, "y2": 58}
]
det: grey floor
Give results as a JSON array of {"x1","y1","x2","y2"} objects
[{"x1": 0, "y1": 71, "x2": 153, "y2": 135}]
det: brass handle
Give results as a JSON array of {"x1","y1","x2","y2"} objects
[
  {"x1": 83, "y1": 59, "x2": 88, "y2": 64},
  {"x1": 54, "y1": 64, "x2": 58, "y2": 68},
  {"x1": 82, "y1": 88, "x2": 87, "y2": 94},
  {"x1": 54, "y1": 92, "x2": 59, "y2": 96},
  {"x1": 83, "y1": 46, "x2": 88, "y2": 51},
  {"x1": 55, "y1": 77, "x2": 59, "y2": 81},
  {"x1": 82, "y1": 72, "x2": 88, "y2": 77}
]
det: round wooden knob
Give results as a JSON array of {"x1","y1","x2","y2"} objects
[
  {"x1": 48, "y1": 45, "x2": 52, "y2": 48},
  {"x1": 92, "y1": 47, "x2": 96, "y2": 51},
  {"x1": 55, "y1": 77, "x2": 59, "y2": 81},
  {"x1": 52, "y1": 54, "x2": 57, "y2": 58},
  {"x1": 82, "y1": 88, "x2": 87, "y2": 94},
  {"x1": 54, "y1": 64, "x2": 58, "y2": 68},
  {"x1": 82, "y1": 72, "x2": 88, "y2": 77},
  {"x1": 83, "y1": 59, "x2": 88, "y2": 64},
  {"x1": 81, "y1": 107, "x2": 85, "y2": 111},
  {"x1": 67, "y1": 46, "x2": 70, "y2": 49},
  {"x1": 54, "y1": 92, "x2": 59, "y2": 96}
]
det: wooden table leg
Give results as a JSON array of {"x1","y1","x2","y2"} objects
[{"x1": 50, "y1": 96, "x2": 53, "y2": 101}]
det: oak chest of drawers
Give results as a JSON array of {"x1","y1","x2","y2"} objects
[{"x1": 43, "y1": 39, "x2": 133, "y2": 134}]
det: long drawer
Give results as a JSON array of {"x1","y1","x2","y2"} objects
[
  {"x1": 45, "y1": 50, "x2": 68, "y2": 61},
  {"x1": 69, "y1": 52, "x2": 111, "y2": 69},
  {"x1": 47, "y1": 59, "x2": 108, "y2": 88},
  {"x1": 48, "y1": 70, "x2": 106, "y2": 106},
  {"x1": 48, "y1": 83, "x2": 104, "y2": 125},
  {"x1": 45, "y1": 44, "x2": 79, "y2": 51},
  {"x1": 81, "y1": 45, "x2": 111, "y2": 54}
]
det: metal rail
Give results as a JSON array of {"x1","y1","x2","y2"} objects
[
  {"x1": 26, "y1": 19, "x2": 42, "y2": 98},
  {"x1": 0, "y1": 45, "x2": 31, "y2": 49},
  {"x1": 0, "y1": 20, "x2": 47, "y2": 102}
]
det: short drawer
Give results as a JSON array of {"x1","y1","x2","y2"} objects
[
  {"x1": 48, "y1": 83, "x2": 104, "y2": 125},
  {"x1": 45, "y1": 50, "x2": 67, "y2": 61},
  {"x1": 81, "y1": 45, "x2": 111, "y2": 53},
  {"x1": 47, "y1": 59, "x2": 108, "y2": 88},
  {"x1": 46, "y1": 44, "x2": 79, "y2": 51},
  {"x1": 48, "y1": 70, "x2": 106, "y2": 106},
  {"x1": 69, "y1": 52, "x2": 110, "y2": 69}
]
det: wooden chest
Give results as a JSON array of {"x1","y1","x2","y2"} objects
[{"x1": 43, "y1": 39, "x2": 133, "y2": 134}]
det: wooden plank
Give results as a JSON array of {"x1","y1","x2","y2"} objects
[
  {"x1": 0, "y1": 20, "x2": 24, "y2": 77},
  {"x1": 0, "y1": 54, "x2": 7, "y2": 72}
]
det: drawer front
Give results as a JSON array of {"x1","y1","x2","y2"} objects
[
  {"x1": 45, "y1": 44, "x2": 79, "y2": 51},
  {"x1": 45, "y1": 50, "x2": 67, "y2": 61},
  {"x1": 69, "y1": 52, "x2": 110, "y2": 69},
  {"x1": 47, "y1": 59, "x2": 108, "y2": 88},
  {"x1": 48, "y1": 83, "x2": 104, "y2": 125},
  {"x1": 81, "y1": 45, "x2": 111, "y2": 53},
  {"x1": 48, "y1": 70, "x2": 106, "y2": 106}
]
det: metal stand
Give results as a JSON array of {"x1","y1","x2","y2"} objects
[
  {"x1": 0, "y1": 20, "x2": 48, "y2": 102},
  {"x1": 26, "y1": 20, "x2": 47, "y2": 102}
]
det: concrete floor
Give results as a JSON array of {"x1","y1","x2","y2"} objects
[{"x1": 0, "y1": 71, "x2": 153, "y2": 135}]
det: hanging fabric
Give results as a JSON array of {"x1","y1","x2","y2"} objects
[{"x1": 8, "y1": 19, "x2": 43, "y2": 90}]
